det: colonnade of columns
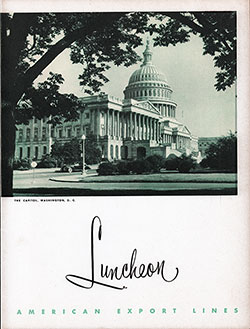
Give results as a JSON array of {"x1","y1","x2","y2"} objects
[
  {"x1": 162, "y1": 134, "x2": 173, "y2": 144},
  {"x1": 157, "y1": 104, "x2": 176, "y2": 118},
  {"x1": 176, "y1": 135, "x2": 191, "y2": 149},
  {"x1": 126, "y1": 87, "x2": 171, "y2": 100},
  {"x1": 101, "y1": 108, "x2": 161, "y2": 141}
]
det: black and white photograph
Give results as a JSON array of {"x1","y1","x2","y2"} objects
[
  {"x1": 2, "y1": 11, "x2": 237, "y2": 196},
  {"x1": 1, "y1": 2, "x2": 249, "y2": 329}
]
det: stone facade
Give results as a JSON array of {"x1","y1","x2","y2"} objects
[{"x1": 15, "y1": 40, "x2": 199, "y2": 162}]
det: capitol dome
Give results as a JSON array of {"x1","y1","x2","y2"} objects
[
  {"x1": 128, "y1": 64, "x2": 167, "y2": 85},
  {"x1": 123, "y1": 39, "x2": 177, "y2": 118}
]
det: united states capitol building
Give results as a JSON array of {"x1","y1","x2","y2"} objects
[{"x1": 15, "y1": 40, "x2": 199, "y2": 161}]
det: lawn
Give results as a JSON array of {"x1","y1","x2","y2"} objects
[{"x1": 79, "y1": 172, "x2": 237, "y2": 184}]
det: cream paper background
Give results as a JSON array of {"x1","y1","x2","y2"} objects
[{"x1": 1, "y1": 0, "x2": 250, "y2": 328}]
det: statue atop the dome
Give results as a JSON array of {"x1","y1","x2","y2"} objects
[{"x1": 142, "y1": 37, "x2": 153, "y2": 66}]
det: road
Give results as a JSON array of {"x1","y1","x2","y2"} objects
[{"x1": 13, "y1": 169, "x2": 237, "y2": 196}]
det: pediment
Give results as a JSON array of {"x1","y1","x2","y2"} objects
[
  {"x1": 134, "y1": 100, "x2": 160, "y2": 115},
  {"x1": 179, "y1": 125, "x2": 191, "y2": 134}
]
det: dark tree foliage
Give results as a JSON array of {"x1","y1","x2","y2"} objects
[
  {"x1": 15, "y1": 73, "x2": 80, "y2": 125},
  {"x1": 51, "y1": 135, "x2": 102, "y2": 166},
  {"x1": 50, "y1": 140, "x2": 64, "y2": 165},
  {"x1": 84, "y1": 133, "x2": 102, "y2": 165},
  {"x1": 200, "y1": 132, "x2": 237, "y2": 172},
  {"x1": 177, "y1": 154, "x2": 196, "y2": 173},
  {"x1": 51, "y1": 138, "x2": 81, "y2": 165},
  {"x1": 145, "y1": 154, "x2": 164, "y2": 173},
  {"x1": 36, "y1": 155, "x2": 57, "y2": 168},
  {"x1": 149, "y1": 12, "x2": 236, "y2": 91}
]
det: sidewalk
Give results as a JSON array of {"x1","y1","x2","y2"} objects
[{"x1": 14, "y1": 168, "x2": 60, "y2": 175}]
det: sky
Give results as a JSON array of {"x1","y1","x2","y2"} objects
[{"x1": 35, "y1": 34, "x2": 236, "y2": 138}]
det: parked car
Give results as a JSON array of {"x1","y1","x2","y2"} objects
[{"x1": 61, "y1": 163, "x2": 90, "y2": 173}]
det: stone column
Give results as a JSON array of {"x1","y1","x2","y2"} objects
[
  {"x1": 112, "y1": 109, "x2": 115, "y2": 138},
  {"x1": 147, "y1": 117, "x2": 150, "y2": 140},
  {"x1": 138, "y1": 114, "x2": 141, "y2": 140},
  {"x1": 122, "y1": 113, "x2": 124, "y2": 138},
  {"x1": 124, "y1": 113, "x2": 127, "y2": 138},
  {"x1": 134, "y1": 113, "x2": 137, "y2": 140},
  {"x1": 141, "y1": 115, "x2": 145, "y2": 140},
  {"x1": 96, "y1": 109, "x2": 100, "y2": 137},
  {"x1": 151, "y1": 119, "x2": 154, "y2": 141},
  {"x1": 117, "y1": 111, "x2": 120, "y2": 138},
  {"x1": 149, "y1": 118, "x2": 151, "y2": 140},
  {"x1": 130, "y1": 112, "x2": 133, "y2": 138},
  {"x1": 106, "y1": 109, "x2": 109, "y2": 136}
]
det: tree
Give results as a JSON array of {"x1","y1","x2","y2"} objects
[
  {"x1": 50, "y1": 140, "x2": 64, "y2": 165},
  {"x1": 84, "y1": 133, "x2": 102, "y2": 165},
  {"x1": 149, "y1": 12, "x2": 236, "y2": 91},
  {"x1": 51, "y1": 138, "x2": 81, "y2": 165},
  {"x1": 200, "y1": 132, "x2": 237, "y2": 172},
  {"x1": 51, "y1": 135, "x2": 102, "y2": 166},
  {"x1": 1, "y1": 12, "x2": 149, "y2": 195},
  {"x1": 177, "y1": 154, "x2": 196, "y2": 173},
  {"x1": 1, "y1": 12, "x2": 236, "y2": 195}
]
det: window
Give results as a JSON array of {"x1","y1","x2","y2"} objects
[
  {"x1": 27, "y1": 147, "x2": 30, "y2": 158},
  {"x1": 85, "y1": 112, "x2": 90, "y2": 119},
  {"x1": 18, "y1": 129, "x2": 23, "y2": 142},
  {"x1": 34, "y1": 128, "x2": 38, "y2": 140},
  {"x1": 42, "y1": 127, "x2": 46, "y2": 140},
  {"x1": 35, "y1": 146, "x2": 39, "y2": 159},
  {"x1": 43, "y1": 146, "x2": 47, "y2": 154},
  {"x1": 66, "y1": 128, "x2": 72, "y2": 138},
  {"x1": 85, "y1": 126, "x2": 90, "y2": 136},
  {"x1": 19, "y1": 147, "x2": 23, "y2": 159},
  {"x1": 101, "y1": 124, "x2": 105, "y2": 137},
  {"x1": 76, "y1": 127, "x2": 81, "y2": 137},
  {"x1": 58, "y1": 129, "x2": 63, "y2": 138},
  {"x1": 110, "y1": 145, "x2": 114, "y2": 159},
  {"x1": 26, "y1": 128, "x2": 30, "y2": 141},
  {"x1": 115, "y1": 145, "x2": 119, "y2": 159}
]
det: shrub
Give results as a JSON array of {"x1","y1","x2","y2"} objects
[
  {"x1": 116, "y1": 161, "x2": 131, "y2": 175},
  {"x1": 165, "y1": 158, "x2": 179, "y2": 170},
  {"x1": 165, "y1": 154, "x2": 180, "y2": 170},
  {"x1": 97, "y1": 162, "x2": 117, "y2": 176},
  {"x1": 13, "y1": 158, "x2": 31, "y2": 170},
  {"x1": 177, "y1": 155, "x2": 196, "y2": 173},
  {"x1": 129, "y1": 159, "x2": 152, "y2": 174},
  {"x1": 37, "y1": 155, "x2": 57, "y2": 168},
  {"x1": 145, "y1": 154, "x2": 164, "y2": 172}
]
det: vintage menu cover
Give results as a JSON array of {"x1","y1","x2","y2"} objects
[{"x1": 1, "y1": 0, "x2": 250, "y2": 328}]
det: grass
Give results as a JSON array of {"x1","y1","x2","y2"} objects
[{"x1": 79, "y1": 172, "x2": 237, "y2": 184}]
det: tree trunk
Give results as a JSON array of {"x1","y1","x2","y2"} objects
[{"x1": 1, "y1": 102, "x2": 16, "y2": 196}]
